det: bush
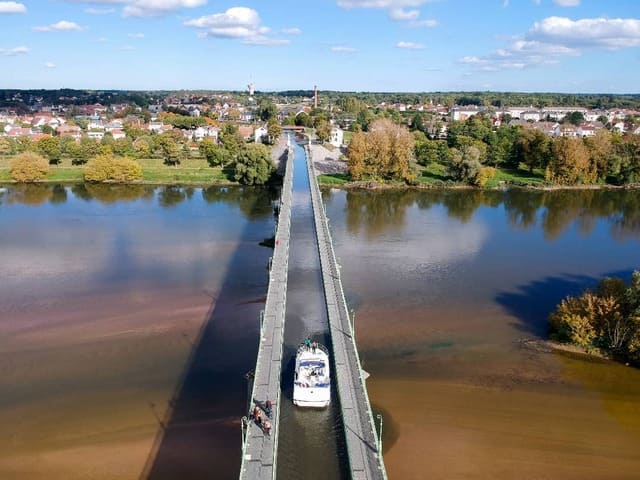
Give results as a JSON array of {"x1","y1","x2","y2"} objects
[
  {"x1": 475, "y1": 166, "x2": 497, "y2": 187},
  {"x1": 9, "y1": 152, "x2": 50, "y2": 182},
  {"x1": 84, "y1": 154, "x2": 143, "y2": 183}
]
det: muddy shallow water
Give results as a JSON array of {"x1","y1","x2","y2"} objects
[{"x1": 323, "y1": 188, "x2": 640, "y2": 480}]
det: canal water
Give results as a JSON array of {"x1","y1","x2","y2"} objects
[
  {"x1": 1, "y1": 178, "x2": 640, "y2": 479},
  {"x1": 276, "y1": 141, "x2": 348, "y2": 479}
]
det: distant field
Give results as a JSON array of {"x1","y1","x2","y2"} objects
[{"x1": 0, "y1": 155, "x2": 230, "y2": 184}]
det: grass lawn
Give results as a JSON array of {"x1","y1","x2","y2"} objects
[
  {"x1": 485, "y1": 167, "x2": 547, "y2": 187},
  {"x1": 0, "y1": 155, "x2": 231, "y2": 184},
  {"x1": 318, "y1": 173, "x2": 350, "y2": 185}
]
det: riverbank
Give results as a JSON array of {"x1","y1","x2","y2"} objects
[
  {"x1": 308, "y1": 143, "x2": 640, "y2": 190},
  {"x1": 0, "y1": 139, "x2": 290, "y2": 185}
]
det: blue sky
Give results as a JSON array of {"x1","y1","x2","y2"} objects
[{"x1": 1, "y1": 0, "x2": 639, "y2": 92}]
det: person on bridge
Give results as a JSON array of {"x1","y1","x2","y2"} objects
[
  {"x1": 304, "y1": 337, "x2": 312, "y2": 350},
  {"x1": 265, "y1": 399, "x2": 273, "y2": 417}
]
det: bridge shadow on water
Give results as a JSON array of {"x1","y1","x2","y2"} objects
[
  {"x1": 139, "y1": 203, "x2": 275, "y2": 480},
  {"x1": 495, "y1": 269, "x2": 635, "y2": 337}
]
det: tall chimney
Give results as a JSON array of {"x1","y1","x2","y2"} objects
[{"x1": 314, "y1": 85, "x2": 318, "y2": 109}]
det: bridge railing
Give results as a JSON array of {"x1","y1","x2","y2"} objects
[
  {"x1": 305, "y1": 145, "x2": 388, "y2": 480},
  {"x1": 239, "y1": 143, "x2": 294, "y2": 480}
]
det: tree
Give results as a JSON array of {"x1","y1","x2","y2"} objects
[
  {"x1": 36, "y1": 136, "x2": 61, "y2": 164},
  {"x1": 154, "y1": 134, "x2": 184, "y2": 166},
  {"x1": 79, "y1": 137, "x2": 101, "y2": 164},
  {"x1": 258, "y1": 99, "x2": 278, "y2": 121},
  {"x1": 584, "y1": 129, "x2": 612, "y2": 181},
  {"x1": 233, "y1": 143, "x2": 274, "y2": 185},
  {"x1": 84, "y1": 154, "x2": 143, "y2": 182},
  {"x1": 346, "y1": 118, "x2": 415, "y2": 182},
  {"x1": 266, "y1": 118, "x2": 282, "y2": 145},
  {"x1": 199, "y1": 137, "x2": 227, "y2": 166},
  {"x1": 566, "y1": 111, "x2": 585, "y2": 126},
  {"x1": 0, "y1": 136, "x2": 14, "y2": 156},
  {"x1": 10, "y1": 152, "x2": 50, "y2": 182},
  {"x1": 316, "y1": 120, "x2": 332, "y2": 143},
  {"x1": 449, "y1": 145, "x2": 482, "y2": 184},
  {"x1": 219, "y1": 124, "x2": 245, "y2": 158},
  {"x1": 547, "y1": 137, "x2": 595, "y2": 185},
  {"x1": 516, "y1": 129, "x2": 549, "y2": 172},
  {"x1": 132, "y1": 136, "x2": 152, "y2": 158}
]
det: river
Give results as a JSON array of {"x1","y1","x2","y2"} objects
[{"x1": 1, "y1": 180, "x2": 639, "y2": 479}]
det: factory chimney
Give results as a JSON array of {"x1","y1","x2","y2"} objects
[{"x1": 314, "y1": 85, "x2": 318, "y2": 109}]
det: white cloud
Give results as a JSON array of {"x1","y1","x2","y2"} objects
[
  {"x1": 84, "y1": 7, "x2": 115, "y2": 14},
  {"x1": 461, "y1": 16, "x2": 640, "y2": 73},
  {"x1": 0, "y1": 45, "x2": 29, "y2": 56},
  {"x1": 281, "y1": 27, "x2": 302, "y2": 35},
  {"x1": 64, "y1": 0, "x2": 206, "y2": 17},
  {"x1": 553, "y1": 0, "x2": 579, "y2": 6},
  {"x1": 34, "y1": 20, "x2": 84, "y2": 32},
  {"x1": 338, "y1": 0, "x2": 434, "y2": 8},
  {"x1": 409, "y1": 19, "x2": 438, "y2": 28},
  {"x1": 331, "y1": 46, "x2": 357, "y2": 52},
  {"x1": 503, "y1": 0, "x2": 509, "y2": 7},
  {"x1": 128, "y1": 32, "x2": 145, "y2": 38},
  {"x1": 530, "y1": 16, "x2": 640, "y2": 49},
  {"x1": 389, "y1": 7, "x2": 419, "y2": 21},
  {"x1": 44, "y1": 61, "x2": 56, "y2": 68},
  {"x1": 120, "y1": 45, "x2": 136, "y2": 50},
  {"x1": 533, "y1": 0, "x2": 541, "y2": 4},
  {"x1": 95, "y1": 37, "x2": 109, "y2": 42},
  {"x1": 0, "y1": 1, "x2": 25, "y2": 13},
  {"x1": 396, "y1": 41, "x2": 425, "y2": 49},
  {"x1": 184, "y1": 7, "x2": 288, "y2": 46}
]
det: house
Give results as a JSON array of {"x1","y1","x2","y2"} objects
[
  {"x1": 87, "y1": 130, "x2": 105, "y2": 140},
  {"x1": 555, "y1": 124, "x2": 578, "y2": 137},
  {"x1": 237, "y1": 125, "x2": 254, "y2": 140},
  {"x1": 329, "y1": 126, "x2": 344, "y2": 148},
  {"x1": 56, "y1": 125, "x2": 82, "y2": 140},
  {"x1": 451, "y1": 105, "x2": 486, "y2": 121},
  {"x1": 531, "y1": 121, "x2": 558, "y2": 137},
  {"x1": 148, "y1": 121, "x2": 165, "y2": 133},
  {"x1": 254, "y1": 125, "x2": 268, "y2": 143},
  {"x1": 105, "y1": 120, "x2": 124, "y2": 132},
  {"x1": 577, "y1": 123, "x2": 597, "y2": 137},
  {"x1": 522, "y1": 110, "x2": 542, "y2": 122},
  {"x1": 111, "y1": 129, "x2": 126, "y2": 140}
]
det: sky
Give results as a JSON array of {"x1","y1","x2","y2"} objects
[{"x1": 1, "y1": 0, "x2": 639, "y2": 92}]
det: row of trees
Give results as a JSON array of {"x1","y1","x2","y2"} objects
[
  {"x1": 414, "y1": 115, "x2": 640, "y2": 185},
  {"x1": 549, "y1": 272, "x2": 640, "y2": 365}
]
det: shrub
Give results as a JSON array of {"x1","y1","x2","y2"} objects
[
  {"x1": 9, "y1": 152, "x2": 50, "y2": 182},
  {"x1": 475, "y1": 166, "x2": 497, "y2": 187},
  {"x1": 84, "y1": 154, "x2": 143, "y2": 183}
]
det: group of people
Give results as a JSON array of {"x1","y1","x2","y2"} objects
[
  {"x1": 250, "y1": 400, "x2": 273, "y2": 436},
  {"x1": 304, "y1": 337, "x2": 318, "y2": 353}
]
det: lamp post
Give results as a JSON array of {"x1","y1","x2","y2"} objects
[{"x1": 376, "y1": 414, "x2": 383, "y2": 453}]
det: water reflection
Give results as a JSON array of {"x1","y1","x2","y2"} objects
[
  {"x1": 0, "y1": 184, "x2": 278, "y2": 221},
  {"x1": 331, "y1": 188, "x2": 640, "y2": 241}
]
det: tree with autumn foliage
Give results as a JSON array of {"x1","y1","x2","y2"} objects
[
  {"x1": 549, "y1": 272, "x2": 640, "y2": 365},
  {"x1": 546, "y1": 136, "x2": 596, "y2": 185},
  {"x1": 346, "y1": 118, "x2": 415, "y2": 182}
]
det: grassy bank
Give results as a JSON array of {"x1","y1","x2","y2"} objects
[
  {"x1": 0, "y1": 155, "x2": 232, "y2": 185},
  {"x1": 318, "y1": 162, "x2": 550, "y2": 188}
]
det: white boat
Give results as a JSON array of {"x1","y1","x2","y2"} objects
[{"x1": 293, "y1": 340, "x2": 331, "y2": 408}]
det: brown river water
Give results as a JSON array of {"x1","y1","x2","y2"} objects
[{"x1": 1, "y1": 177, "x2": 639, "y2": 479}]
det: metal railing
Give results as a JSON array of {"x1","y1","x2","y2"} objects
[
  {"x1": 304, "y1": 145, "x2": 388, "y2": 480},
  {"x1": 239, "y1": 143, "x2": 294, "y2": 480}
]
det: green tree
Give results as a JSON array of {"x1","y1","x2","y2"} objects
[
  {"x1": 36, "y1": 136, "x2": 61, "y2": 164},
  {"x1": 566, "y1": 111, "x2": 585, "y2": 126},
  {"x1": 10, "y1": 152, "x2": 50, "y2": 182},
  {"x1": 234, "y1": 143, "x2": 274, "y2": 185},
  {"x1": 258, "y1": 99, "x2": 278, "y2": 121},
  {"x1": 154, "y1": 134, "x2": 184, "y2": 166},
  {"x1": 516, "y1": 129, "x2": 550, "y2": 172},
  {"x1": 449, "y1": 145, "x2": 483, "y2": 184},
  {"x1": 0, "y1": 136, "x2": 14, "y2": 156},
  {"x1": 132, "y1": 136, "x2": 152, "y2": 158}
]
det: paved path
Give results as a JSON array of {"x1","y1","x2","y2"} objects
[{"x1": 239, "y1": 144, "x2": 294, "y2": 480}]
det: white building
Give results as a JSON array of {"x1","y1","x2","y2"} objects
[
  {"x1": 254, "y1": 125, "x2": 268, "y2": 143},
  {"x1": 329, "y1": 126, "x2": 344, "y2": 148}
]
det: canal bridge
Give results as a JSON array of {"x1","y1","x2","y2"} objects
[{"x1": 239, "y1": 140, "x2": 387, "y2": 480}]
